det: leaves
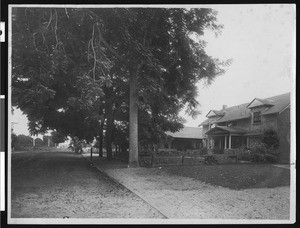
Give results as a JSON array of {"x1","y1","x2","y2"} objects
[{"x1": 12, "y1": 7, "x2": 229, "y2": 148}]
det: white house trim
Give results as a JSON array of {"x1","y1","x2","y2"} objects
[{"x1": 279, "y1": 104, "x2": 290, "y2": 115}]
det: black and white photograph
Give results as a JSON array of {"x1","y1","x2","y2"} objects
[{"x1": 7, "y1": 4, "x2": 295, "y2": 224}]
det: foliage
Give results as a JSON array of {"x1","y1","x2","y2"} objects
[
  {"x1": 11, "y1": 7, "x2": 229, "y2": 160},
  {"x1": 262, "y1": 129, "x2": 280, "y2": 149},
  {"x1": 212, "y1": 146, "x2": 223, "y2": 154},
  {"x1": 51, "y1": 130, "x2": 67, "y2": 144},
  {"x1": 204, "y1": 155, "x2": 219, "y2": 165},
  {"x1": 11, "y1": 133, "x2": 18, "y2": 148},
  {"x1": 198, "y1": 147, "x2": 208, "y2": 155},
  {"x1": 248, "y1": 142, "x2": 279, "y2": 163},
  {"x1": 13, "y1": 134, "x2": 33, "y2": 151},
  {"x1": 69, "y1": 136, "x2": 83, "y2": 154}
]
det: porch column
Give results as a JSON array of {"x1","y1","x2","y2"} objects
[
  {"x1": 224, "y1": 135, "x2": 227, "y2": 149},
  {"x1": 228, "y1": 134, "x2": 232, "y2": 149}
]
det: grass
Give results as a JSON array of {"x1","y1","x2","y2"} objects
[{"x1": 162, "y1": 164, "x2": 290, "y2": 190}]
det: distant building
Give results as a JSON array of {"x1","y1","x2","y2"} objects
[
  {"x1": 160, "y1": 127, "x2": 203, "y2": 151},
  {"x1": 199, "y1": 93, "x2": 290, "y2": 163},
  {"x1": 43, "y1": 135, "x2": 55, "y2": 147}
]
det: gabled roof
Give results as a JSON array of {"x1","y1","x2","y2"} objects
[
  {"x1": 260, "y1": 93, "x2": 290, "y2": 115},
  {"x1": 215, "y1": 103, "x2": 251, "y2": 123},
  {"x1": 199, "y1": 119, "x2": 209, "y2": 126},
  {"x1": 201, "y1": 92, "x2": 290, "y2": 125},
  {"x1": 205, "y1": 126, "x2": 246, "y2": 135},
  {"x1": 166, "y1": 127, "x2": 203, "y2": 139},
  {"x1": 206, "y1": 110, "x2": 225, "y2": 117},
  {"x1": 247, "y1": 97, "x2": 274, "y2": 108}
]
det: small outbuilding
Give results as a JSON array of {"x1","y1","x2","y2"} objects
[{"x1": 160, "y1": 127, "x2": 203, "y2": 151}]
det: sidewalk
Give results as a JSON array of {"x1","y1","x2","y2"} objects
[{"x1": 83, "y1": 154, "x2": 290, "y2": 220}]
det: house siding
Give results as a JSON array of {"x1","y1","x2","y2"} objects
[
  {"x1": 171, "y1": 138, "x2": 202, "y2": 151},
  {"x1": 202, "y1": 93, "x2": 290, "y2": 163},
  {"x1": 277, "y1": 107, "x2": 290, "y2": 163}
]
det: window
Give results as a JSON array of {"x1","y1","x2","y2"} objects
[{"x1": 253, "y1": 111, "x2": 261, "y2": 124}]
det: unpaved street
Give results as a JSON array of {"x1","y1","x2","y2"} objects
[{"x1": 11, "y1": 151, "x2": 165, "y2": 218}]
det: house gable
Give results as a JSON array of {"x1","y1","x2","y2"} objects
[
  {"x1": 247, "y1": 99, "x2": 265, "y2": 108},
  {"x1": 247, "y1": 98, "x2": 274, "y2": 109},
  {"x1": 202, "y1": 93, "x2": 290, "y2": 126},
  {"x1": 206, "y1": 110, "x2": 224, "y2": 118}
]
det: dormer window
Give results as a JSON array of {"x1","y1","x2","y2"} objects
[{"x1": 253, "y1": 111, "x2": 261, "y2": 124}]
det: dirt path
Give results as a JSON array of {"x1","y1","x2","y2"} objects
[
  {"x1": 11, "y1": 151, "x2": 165, "y2": 219},
  {"x1": 86, "y1": 157, "x2": 290, "y2": 220}
]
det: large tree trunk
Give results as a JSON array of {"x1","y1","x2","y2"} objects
[
  {"x1": 129, "y1": 65, "x2": 140, "y2": 167},
  {"x1": 98, "y1": 121, "x2": 104, "y2": 157},
  {"x1": 105, "y1": 103, "x2": 114, "y2": 160}
]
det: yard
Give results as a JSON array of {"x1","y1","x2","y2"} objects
[{"x1": 161, "y1": 164, "x2": 290, "y2": 190}]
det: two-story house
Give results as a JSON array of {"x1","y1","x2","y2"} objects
[{"x1": 199, "y1": 93, "x2": 290, "y2": 163}]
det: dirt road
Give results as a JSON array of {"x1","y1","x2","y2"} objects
[{"x1": 11, "y1": 151, "x2": 165, "y2": 219}]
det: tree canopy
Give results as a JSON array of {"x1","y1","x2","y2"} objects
[{"x1": 12, "y1": 7, "x2": 230, "y2": 164}]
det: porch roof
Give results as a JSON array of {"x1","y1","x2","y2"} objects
[
  {"x1": 166, "y1": 126, "x2": 203, "y2": 139},
  {"x1": 205, "y1": 126, "x2": 246, "y2": 135}
]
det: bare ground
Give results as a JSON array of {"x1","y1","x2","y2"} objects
[
  {"x1": 87, "y1": 156, "x2": 291, "y2": 220},
  {"x1": 11, "y1": 151, "x2": 165, "y2": 219}
]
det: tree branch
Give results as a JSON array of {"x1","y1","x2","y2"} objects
[{"x1": 95, "y1": 23, "x2": 127, "y2": 64}]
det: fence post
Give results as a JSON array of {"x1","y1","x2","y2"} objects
[{"x1": 182, "y1": 155, "x2": 184, "y2": 165}]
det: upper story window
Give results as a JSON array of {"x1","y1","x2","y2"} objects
[{"x1": 253, "y1": 111, "x2": 262, "y2": 124}]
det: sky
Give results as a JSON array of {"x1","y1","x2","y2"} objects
[
  {"x1": 182, "y1": 4, "x2": 295, "y2": 127},
  {"x1": 11, "y1": 4, "x2": 296, "y2": 136}
]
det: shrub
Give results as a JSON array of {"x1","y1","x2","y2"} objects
[
  {"x1": 262, "y1": 129, "x2": 280, "y2": 149},
  {"x1": 248, "y1": 142, "x2": 279, "y2": 163},
  {"x1": 237, "y1": 145, "x2": 251, "y2": 161},
  {"x1": 196, "y1": 147, "x2": 208, "y2": 155},
  {"x1": 212, "y1": 147, "x2": 223, "y2": 154},
  {"x1": 205, "y1": 155, "x2": 219, "y2": 165}
]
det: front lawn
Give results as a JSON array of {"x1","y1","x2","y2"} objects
[{"x1": 162, "y1": 164, "x2": 290, "y2": 190}]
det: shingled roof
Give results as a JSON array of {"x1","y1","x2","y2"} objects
[
  {"x1": 166, "y1": 127, "x2": 203, "y2": 139},
  {"x1": 200, "y1": 92, "x2": 290, "y2": 125},
  {"x1": 260, "y1": 93, "x2": 290, "y2": 115},
  {"x1": 205, "y1": 126, "x2": 247, "y2": 135}
]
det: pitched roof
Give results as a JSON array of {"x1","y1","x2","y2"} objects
[
  {"x1": 166, "y1": 127, "x2": 203, "y2": 139},
  {"x1": 201, "y1": 92, "x2": 290, "y2": 125},
  {"x1": 206, "y1": 110, "x2": 225, "y2": 117},
  {"x1": 205, "y1": 126, "x2": 247, "y2": 135},
  {"x1": 247, "y1": 97, "x2": 274, "y2": 108},
  {"x1": 215, "y1": 103, "x2": 251, "y2": 123},
  {"x1": 260, "y1": 93, "x2": 290, "y2": 115}
]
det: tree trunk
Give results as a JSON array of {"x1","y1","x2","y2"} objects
[
  {"x1": 105, "y1": 103, "x2": 114, "y2": 161},
  {"x1": 98, "y1": 121, "x2": 104, "y2": 157},
  {"x1": 129, "y1": 65, "x2": 140, "y2": 167}
]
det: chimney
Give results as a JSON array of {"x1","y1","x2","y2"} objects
[{"x1": 222, "y1": 105, "x2": 227, "y2": 110}]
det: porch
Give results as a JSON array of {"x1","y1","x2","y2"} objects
[{"x1": 205, "y1": 126, "x2": 247, "y2": 153}]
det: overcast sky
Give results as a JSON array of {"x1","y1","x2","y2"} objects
[
  {"x1": 11, "y1": 4, "x2": 296, "y2": 135},
  {"x1": 182, "y1": 4, "x2": 295, "y2": 127}
]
